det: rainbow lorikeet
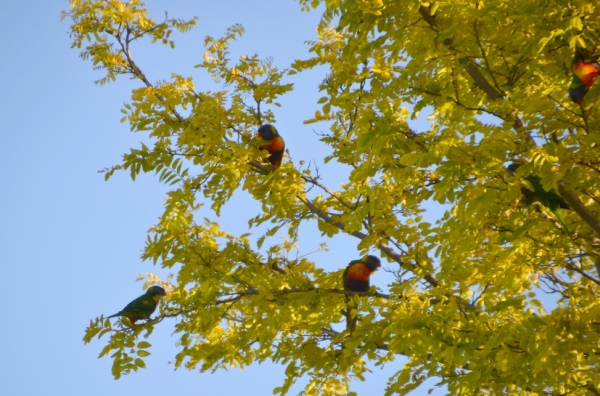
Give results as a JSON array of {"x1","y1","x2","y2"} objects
[
  {"x1": 507, "y1": 163, "x2": 572, "y2": 238},
  {"x1": 569, "y1": 51, "x2": 600, "y2": 104},
  {"x1": 257, "y1": 124, "x2": 285, "y2": 166},
  {"x1": 106, "y1": 286, "x2": 166, "y2": 324},
  {"x1": 343, "y1": 255, "x2": 381, "y2": 292},
  {"x1": 342, "y1": 255, "x2": 381, "y2": 333}
]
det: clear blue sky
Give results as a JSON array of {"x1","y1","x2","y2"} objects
[{"x1": 0, "y1": 1, "x2": 441, "y2": 395}]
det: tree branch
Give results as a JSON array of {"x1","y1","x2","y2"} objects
[
  {"x1": 298, "y1": 196, "x2": 441, "y2": 286},
  {"x1": 418, "y1": 5, "x2": 529, "y2": 138},
  {"x1": 301, "y1": 174, "x2": 356, "y2": 211},
  {"x1": 565, "y1": 261, "x2": 600, "y2": 286},
  {"x1": 111, "y1": 26, "x2": 185, "y2": 123},
  {"x1": 296, "y1": 197, "x2": 482, "y2": 310},
  {"x1": 248, "y1": 159, "x2": 269, "y2": 175},
  {"x1": 217, "y1": 287, "x2": 392, "y2": 305},
  {"x1": 558, "y1": 181, "x2": 600, "y2": 237}
]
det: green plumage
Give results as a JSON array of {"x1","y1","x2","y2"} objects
[
  {"x1": 522, "y1": 174, "x2": 573, "y2": 239},
  {"x1": 106, "y1": 286, "x2": 166, "y2": 323},
  {"x1": 508, "y1": 164, "x2": 573, "y2": 239}
]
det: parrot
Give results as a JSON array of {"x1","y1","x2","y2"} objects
[
  {"x1": 342, "y1": 255, "x2": 381, "y2": 333},
  {"x1": 569, "y1": 51, "x2": 600, "y2": 104},
  {"x1": 106, "y1": 285, "x2": 166, "y2": 324},
  {"x1": 257, "y1": 124, "x2": 285, "y2": 166},
  {"x1": 343, "y1": 255, "x2": 382, "y2": 292},
  {"x1": 507, "y1": 163, "x2": 572, "y2": 238}
]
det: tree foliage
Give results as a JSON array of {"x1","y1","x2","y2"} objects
[{"x1": 67, "y1": 0, "x2": 600, "y2": 394}]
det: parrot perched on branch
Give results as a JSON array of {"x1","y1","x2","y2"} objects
[
  {"x1": 106, "y1": 285, "x2": 166, "y2": 324},
  {"x1": 507, "y1": 163, "x2": 572, "y2": 238},
  {"x1": 569, "y1": 51, "x2": 600, "y2": 104},
  {"x1": 257, "y1": 124, "x2": 285, "y2": 166},
  {"x1": 343, "y1": 255, "x2": 381, "y2": 292},
  {"x1": 342, "y1": 255, "x2": 381, "y2": 333}
]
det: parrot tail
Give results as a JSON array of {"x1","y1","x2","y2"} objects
[
  {"x1": 344, "y1": 295, "x2": 358, "y2": 334},
  {"x1": 552, "y1": 208, "x2": 574, "y2": 242}
]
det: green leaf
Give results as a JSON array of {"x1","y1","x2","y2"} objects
[
  {"x1": 134, "y1": 358, "x2": 146, "y2": 368},
  {"x1": 137, "y1": 341, "x2": 152, "y2": 349}
]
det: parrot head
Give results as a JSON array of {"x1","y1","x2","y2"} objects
[
  {"x1": 258, "y1": 124, "x2": 279, "y2": 140},
  {"x1": 148, "y1": 285, "x2": 166, "y2": 296},
  {"x1": 363, "y1": 255, "x2": 381, "y2": 272},
  {"x1": 506, "y1": 163, "x2": 521, "y2": 176}
]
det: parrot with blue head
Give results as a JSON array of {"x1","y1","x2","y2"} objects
[
  {"x1": 343, "y1": 255, "x2": 381, "y2": 292},
  {"x1": 257, "y1": 124, "x2": 285, "y2": 166},
  {"x1": 342, "y1": 255, "x2": 381, "y2": 333}
]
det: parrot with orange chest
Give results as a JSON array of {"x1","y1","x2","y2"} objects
[
  {"x1": 343, "y1": 255, "x2": 381, "y2": 292},
  {"x1": 569, "y1": 50, "x2": 600, "y2": 104},
  {"x1": 342, "y1": 255, "x2": 381, "y2": 333},
  {"x1": 106, "y1": 285, "x2": 166, "y2": 324},
  {"x1": 257, "y1": 124, "x2": 285, "y2": 166}
]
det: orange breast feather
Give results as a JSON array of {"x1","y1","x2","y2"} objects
[
  {"x1": 347, "y1": 263, "x2": 371, "y2": 281},
  {"x1": 262, "y1": 136, "x2": 285, "y2": 151},
  {"x1": 574, "y1": 61, "x2": 600, "y2": 87}
]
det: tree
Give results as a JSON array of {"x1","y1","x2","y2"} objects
[{"x1": 67, "y1": 0, "x2": 600, "y2": 394}]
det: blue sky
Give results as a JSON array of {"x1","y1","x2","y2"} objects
[{"x1": 0, "y1": 1, "x2": 443, "y2": 395}]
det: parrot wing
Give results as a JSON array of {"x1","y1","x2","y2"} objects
[
  {"x1": 525, "y1": 175, "x2": 570, "y2": 210},
  {"x1": 342, "y1": 260, "x2": 365, "y2": 290},
  {"x1": 525, "y1": 176, "x2": 574, "y2": 240},
  {"x1": 106, "y1": 293, "x2": 157, "y2": 319},
  {"x1": 121, "y1": 294, "x2": 157, "y2": 314},
  {"x1": 342, "y1": 265, "x2": 351, "y2": 291}
]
